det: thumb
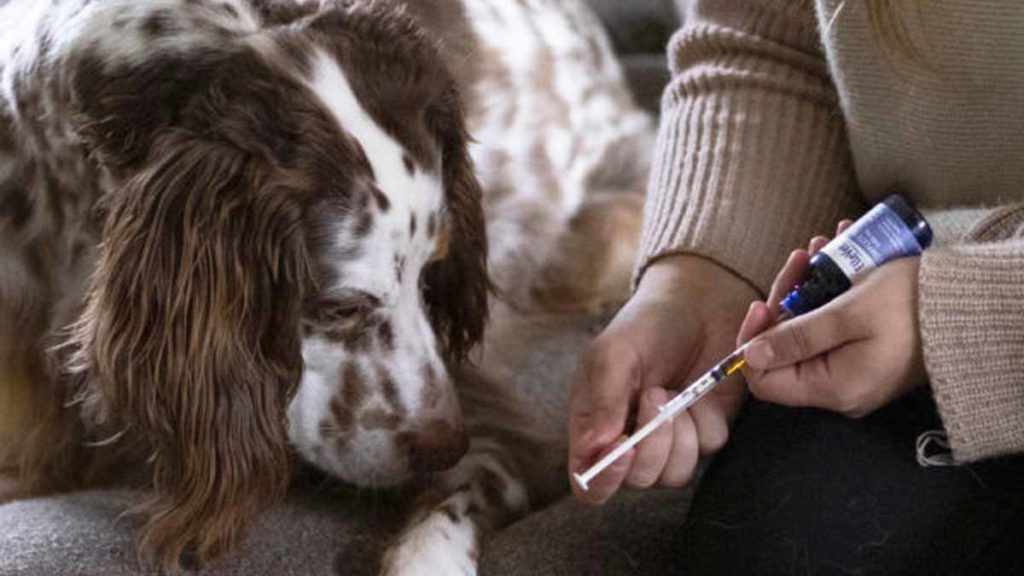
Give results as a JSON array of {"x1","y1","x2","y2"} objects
[{"x1": 744, "y1": 303, "x2": 863, "y2": 370}]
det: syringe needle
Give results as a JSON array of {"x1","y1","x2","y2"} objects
[{"x1": 573, "y1": 345, "x2": 748, "y2": 491}]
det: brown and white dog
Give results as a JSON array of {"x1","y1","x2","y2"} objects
[{"x1": 0, "y1": 0, "x2": 652, "y2": 573}]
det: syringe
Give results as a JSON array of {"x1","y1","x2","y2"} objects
[
  {"x1": 572, "y1": 339, "x2": 756, "y2": 491},
  {"x1": 572, "y1": 194, "x2": 933, "y2": 491}
]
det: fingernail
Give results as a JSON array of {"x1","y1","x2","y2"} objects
[{"x1": 746, "y1": 340, "x2": 774, "y2": 369}]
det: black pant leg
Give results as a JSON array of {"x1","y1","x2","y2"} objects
[{"x1": 678, "y1": 389, "x2": 1024, "y2": 576}]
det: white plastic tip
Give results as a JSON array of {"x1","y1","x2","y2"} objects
[{"x1": 573, "y1": 472, "x2": 589, "y2": 491}]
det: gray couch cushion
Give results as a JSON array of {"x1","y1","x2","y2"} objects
[
  {"x1": 0, "y1": 483, "x2": 700, "y2": 576},
  {"x1": 585, "y1": 0, "x2": 679, "y2": 55},
  {"x1": 585, "y1": 0, "x2": 678, "y2": 112},
  {"x1": 0, "y1": 487, "x2": 403, "y2": 576}
]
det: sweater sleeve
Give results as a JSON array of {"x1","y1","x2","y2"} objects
[
  {"x1": 636, "y1": 0, "x2": 864, "y2": 293},
  {"x1": 919, "y1": 204, "x2": 1024, "y2": 463}
]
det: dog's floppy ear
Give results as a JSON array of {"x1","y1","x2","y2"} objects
[
  {"x1": 69, "y1": 135, "x2": 308, "y2": 570},
  {"x1": 422, "y1": 85, "x2": 490, "y2": 362}
]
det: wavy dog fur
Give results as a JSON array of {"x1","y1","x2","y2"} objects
[
  {"x1": 1, "y1": 1, "x2": 488, "y2": 570},
  {"x1": 69, "y1": 137, "x2": 309, "y2": 566}
]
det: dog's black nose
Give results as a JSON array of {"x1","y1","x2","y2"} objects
[{"x1": 404, "y1": 420, "x2": 469, "y2": 472}]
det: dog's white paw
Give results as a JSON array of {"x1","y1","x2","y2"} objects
[{"x1": 380, "y1": 510, "x2": 479, "y2": 576}]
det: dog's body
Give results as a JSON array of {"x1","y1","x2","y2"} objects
[{"x1": 0, "y1": 0, "x2": 652, "y2": 573}]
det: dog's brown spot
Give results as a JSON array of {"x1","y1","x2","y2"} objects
[
  {"x1": 379, "y1": 371, "x2": 406, "y2": 418},
  {"x1": 353, "y1": 210, "x2": 373, "y2": 237},
  {"x1": 393, "y1": 254, "x2": 404, "y2": 283},
  {"x1": 409, "y1": 213, "x2": 417, "y2": 237},
  {"x1": 438, "y1": 502, "x2": 460, "y2": 524},
  {"x1": 426, "y1": 212, "x2": 437, "y2": 237},
  {"x1": 359, "y1": 408, "x2": 401, "y2": 431},
  {"x1": 402, "y1": 154, "x2": 415, "y2": 175},
  {"x1": 143, "y1": 10, "x2": 173, "y2": 37},
  {"x1": 376, "y1": 319, "x2": 394, "y2": 351},
  {"x1": 341, "y1": 362, "x2": 367, "y2": 408},
  {"x1": 371, "y1": 186, "x2": 390, "y2": 212},
  {"x1": 420, "y1": 364, "x2": 441, "y2": 409},
  {"x1": 327, "y1": 397, "x2": 355, "y2": 435}
]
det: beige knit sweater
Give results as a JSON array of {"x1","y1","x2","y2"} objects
[{"x1": 640, "y1": 0, "x2": 1024, "y2": 463}]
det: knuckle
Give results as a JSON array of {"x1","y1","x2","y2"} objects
[
  {"x1": 787, "y1": 324, "x2": 811, "y2": 361},
  {"x1": 660, "y1": 467, "x2": 693, "y2": 488},
  {"x1": 697, "y1": 423, "x2": 728, "y2": 454},
  {"x1": 626, "y1": 470, "x2": 659, "y2": 489},
  {"x1": 699, "y1": 430, "x2": 728, "y2": 455},
  {"x1": 835, "y1": 301, "x2": 863, "y2": 333}
]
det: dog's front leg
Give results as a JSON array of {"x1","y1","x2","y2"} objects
[{"x1": 379, "y1": 437, "x2": 535, "y2": 576}]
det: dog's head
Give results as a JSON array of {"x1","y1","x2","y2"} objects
[
  {"x1": 65, "y1": 0, "x2": 485, "y2": 567},
  {"x1": 287, "y1": 12, "x2": 484, "y2": 486}
]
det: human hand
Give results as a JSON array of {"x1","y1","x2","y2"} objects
[
  {"x1": 739, "y1": 225, "x2": 927, "y2": 418},
  {"x1": 568, "y1": 255, "x2": 759, "y2": 504}
]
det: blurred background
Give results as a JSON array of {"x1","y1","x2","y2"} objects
[{"x1": 586, "y1": 0, "x2": 678, "y2": 113}]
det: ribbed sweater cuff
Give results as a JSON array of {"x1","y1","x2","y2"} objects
[{"x1": 920, "y1": 240, "x2": 1024, "y2": 462}]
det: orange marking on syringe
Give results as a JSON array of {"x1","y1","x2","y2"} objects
[{"x1": 725, "y1": 358, "x2": 746, "y2": 376}]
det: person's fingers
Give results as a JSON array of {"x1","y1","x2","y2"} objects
[
  {"x1": 747, "y1": 340, "x2": 876, "y2": 414},
  {"x1": 746, "y1": 355, "x2": 830, "y2": 408},
  {"x1": 808, "y1": 236, "x2": 829, "y2": 256},
  {"x1": 625, "y1": 387, "x2": 673, "y2": 488},
  {"x1": 737, "y1": 301, "x2": 774, "y2": 346},
  {"x1": 658, "y1": 409, "x2": 699, "y2": 487},
  {"x1": 570, "y1": 435, "x2": 637, "y2": 504},
  {"x1": 766, "y1": 250, "x2": 811, "y2": 310},
  {"x1": 690, "y1": 389, "x2": 737, "y2": 454},
  {"x1": 744, "y1": 302, "x2": 866, "y2": 371},
  {"x1": 568, "y1": 337, "x2": 641, "y2": 475},
  {"x1": 837, "y1": 220, "x2": 854, "y2": 235}
]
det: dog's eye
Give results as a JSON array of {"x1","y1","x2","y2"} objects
[{"x1": 306, "y1": 291, "x2": 382, "y2": 325}]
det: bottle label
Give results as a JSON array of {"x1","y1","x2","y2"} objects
[{"x1": 820, "y1": 202, "x2": 923, "y2": 283}]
